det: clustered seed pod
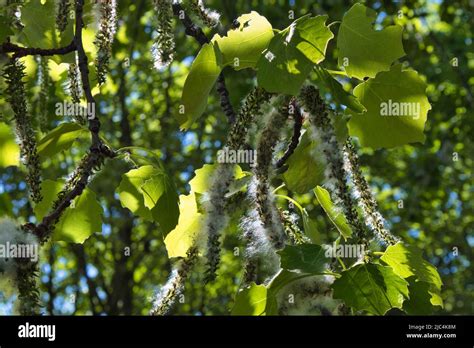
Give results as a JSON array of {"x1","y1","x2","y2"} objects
[
  {"x1": 150, "y1": 247, "x2": 198, "y2": 316},
  {"x1": 279, "y1": 209, "x2": 309, "y2": 245},
  {"x1": 240, "y1": 206, "x2": 280, "y2": 285},
  {"x1": 56, "y1": 0, "x2": 70, "y2": 32},
  {"x1": 276, "y1": 275, "x2": 345, "y2": 316},
  {"x1": 188, "y1": 0, "x2": 221, "y2": 28},
  {"x1": 202, "y1": 163, "x2": 234, "y2": 282},
  {"x1": 37, "y1": 56, "x2": 50, "y2": 131},
  {"x1": 3, "y1": 59, "x2": 42, "y2": 204},
  {"x1": 151, "y1": 0, "x2": 175, "y2": 69},
  {"x1": 0, "y1": 217, "x2": 40, "y2": 315},
  {"x1": 343, "y1": 139, "x2": 399, "y2": 245},
  {"x1": 94, "y1": 0, "x2": 117, "y2": 85},
  {"x1": 299, "y1": 86, "x2": 368, "y2": 249},
  {"x1": 226, "y1": 87, "x2": 272, "y2": 151},
  {"x1": 253, "y1": 97, "x2": 291, "y2": 250},
  {"x1": 67, "y1": 60, "x2": 87, "y2": 125},
  {"x1": 203, "y1": 89, "x2": 273, "y2": 282}
]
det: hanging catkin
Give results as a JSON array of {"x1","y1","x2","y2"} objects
[
  {"x1": 203, "y1": 88, "x2": 272, "y2": 282},
  {"x1": 37, "y1": 56, "x2": 50, "y2": 131},
  {"x1": 253, "y1": 97, "x2": 291, "y2": 250},
  {"x1": 343, "y1": 139, "x2": 399, "y2": 245},
  {"x1": 188, "y1": 0, "x2": 220, "y2": 28},
  {"x1": 299, "y1": 86, "x2": 368, "y2": 248},
  {"x1": 56, "y1": 0, "x2": 71, "y2": 32},
  {"x1": 150, "y1": 247, "x2": 198, "y2": 315},
  {"x1": 3, "y1": 59, "x2": 42, "y2": 204},
  {"x1": 151, "y1": 0, "x2": 175, "y2": 69},
  {"x1": 94, "y1": 0, "x2": 117, "y2": 84}
]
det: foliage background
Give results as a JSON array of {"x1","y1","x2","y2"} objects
[{"x1": 0, "y1": 0, "x2": 472, "y2": 315}]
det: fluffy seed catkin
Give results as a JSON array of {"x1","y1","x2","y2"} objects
[
  {"x1": 253, "y1": 97, "x2": 291, "y2": 250},
  {"x1": 343, "y1": 139, "x2": 399, "y2": 245},
  {"x1": 188, "y1": 0, "x2": 220, "y2": 28},
  {"x1": 151, "y1": 0, "x2": 175, "y2": 69},
  {"x1": 150, "y1": 247, "x2": 198, "y2": 315},
  {"x1": 299, "y1": 86, "x2": 368, "y2": 248}
]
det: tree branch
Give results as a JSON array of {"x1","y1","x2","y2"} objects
[
  {"x1": 26, "y1": 0, "x2": 115, "y2": 242},
  {"x1": 0, "y1": 40, "x2": 77, "y2": 59}
]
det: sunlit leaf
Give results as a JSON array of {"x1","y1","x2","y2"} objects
[
  {"x1": 34, "y1": 180, "x2": 102, "y2": 243},
  {"x1": 337, "y1": 3, "x2": 405, "y2": 80},
  {"x1": 314, "y1": 186, "x2": 352, "y2": 240},
  {"x1": 257, "y1": 15, "x2": 333, "y2": 94},
  {"x1": 164, "y1": 192, "x2": 204, "y2": 258},
  {"x1": 347, "y1": 64, "x2": 431, "y2": 149},
  {"x1": 380, "y1": 242, "x2": 443, "y2": 307},
  {"x1": 231, "y1": 283, "x2": 267, "y2": 315},
  {"x1": 332, "y1": 263, "x2": 409, "y2": 315},
  {"x1": 37, "y1": 123, "x2": 87, "y2": 159},
  {"x1": 213, "y1": 11, "x2": 273, "y2": 70},
  {"x1": 179, "y1": 43, "x2": 222, "y2": 129}
]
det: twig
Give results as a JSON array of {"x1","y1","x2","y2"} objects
[
  {"x1": 0, "y1": 40, "x2": 77, "y2": 59},
  {"x1": 75, "y1": 0, "x2": 101, "y2": 147},
  {"x1": 276, "y1": 99, "x2": 303, "y2": 168}
]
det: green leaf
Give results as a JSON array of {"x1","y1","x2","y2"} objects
[
  {"x1": 117, "y1": 165, "x2": 179, "y2": 234},
  {"x1": 337, "y1": 3, "x2": 405, "y2": 80},
  {"x1": 213, "y1": 11, "x2": 274, "y2": 70},
  {"x1": 141, "y1": 172, "x2": 179, "y2": 234},
  {"x1": 278, "y1": 244, "x2": 328, "y2": 274},
  {"x1": 34, "y1": 180, "x2": 102, "y2": 243},
  {"x1": 314, "y1": 66, "x2": 365, "y2": 114},
  {"x1": 20, "y1": 1, "x2": 60, "y2": 49},
  {"x1": 53, "y1": 187, "x2": 102, "y2": 243},
  {"x1": 179, "y1": 43, "x2": 222, "y2": 130},
  {"x1": 332, "y1": 263, "x2": 409, "y2": 315},
  {"x1": 0, "y1": 122, "x2": 20, "y2": 168},
  {"x1": 117, "y1": 166, "x2": 154, "y2": 221},
  {"x1": 294, "y1": 16, "x2": 333, "y2": 64},
  {"x1": 231, "y1": 283, "x2": 268, "y2": 315},
  {"x1": 347, "y1": 64, "x2": 431, "y2": 149},
  {"x1": 37, "y1": 123, "x2": 87, "y2": 159},
  {"x1": 403, "y1": 278, "x2": 437, "y2": 315},
  {"x1": 257, "y1": 15, "x2": 333, "y2": 95},
  {"x1": 164, "y1": 192, "x2": 204, "y2": 258},
  {"x1": 302, "y1": 210, "x2": 321, "y2": 244},
  {"x1": 34, "y1": 180, "x2": 63, "y2": 221},
  {"x1": 189, "y1": 163, "x2": 249, "y2": 194},
  {"x1": 283, "y1": 131, "x2": 325, "y2": 194},
  {"x1": 314, "y1": 186, "x2": 352, "y2": 240},
  {"x1": 380, "y1": 242, "x2": 443, "y2": 307}
]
